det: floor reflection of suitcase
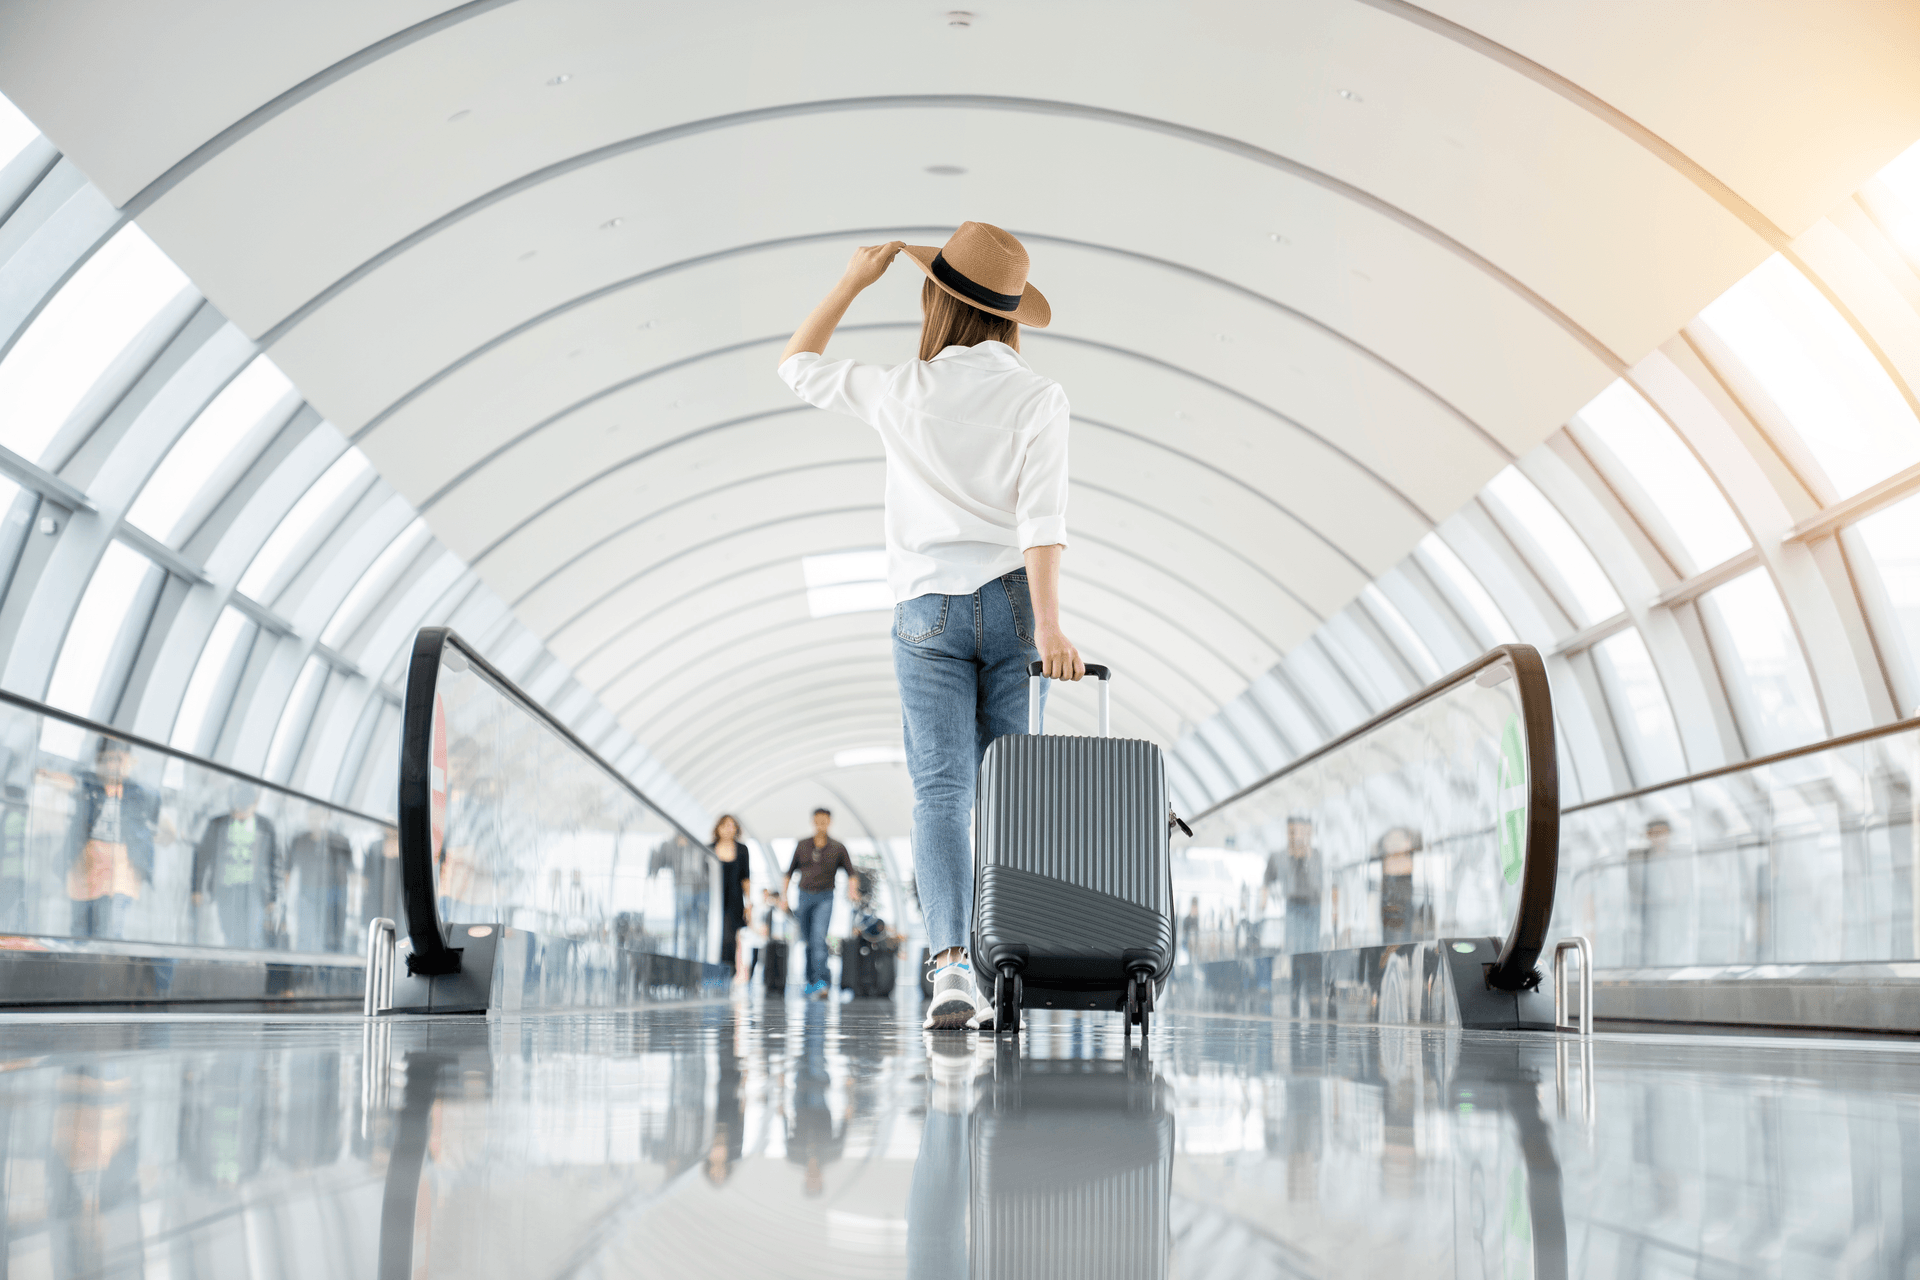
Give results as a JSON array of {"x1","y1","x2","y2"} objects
[{"x1": 971, "y1": 1052, "x2": 1173, "y2": 1280}]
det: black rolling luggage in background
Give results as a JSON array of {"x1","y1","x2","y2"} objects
[
  {"x1": 763, "y1": 939, "x2": 789, "y2": 995},
  {"x1": 844, "y1": 938, "x2": 896, "y2": 998},
  {"x1": 971, "y1": 663, "x2": 1180, "y2": 1035}
]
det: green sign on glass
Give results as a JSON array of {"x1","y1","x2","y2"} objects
[{"x1": 1497, "y1": 714, "x2": 1527, "y2": 885}]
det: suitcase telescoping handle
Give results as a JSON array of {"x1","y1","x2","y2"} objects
[{"x1": 1026, "y1": 660, "x2": 1112, "y2": 737}]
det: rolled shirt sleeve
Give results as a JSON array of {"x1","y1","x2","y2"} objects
[
  {"x1": 778, "y1": 351, "x2": 890, "y2": 426},
  {"x1": 1015, "y1": 392, "x2": 1070, "y2": 549}
]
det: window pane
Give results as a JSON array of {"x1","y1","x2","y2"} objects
[
  {"x1": 1854, "y1": 493, "x2": 1920, "y2": 712},
  {"x1": 1361, "y1": 582, "x2": 1440, "y2": 682},
  {"x1": 1700, "y1": 569, "x2": 1825, "y2": 754},
  {"x1": 803, "y1": 548, "x2": 890, "y2": 617},
  {"x1": 44, "y1": 541, "x2": 152, "y2": 720},
  {"x1": 0, "y1": 225, "x2": 190, "y2": 464},
  {"x1": 1593, "y1": 628, "x2": 1687, "y2": 786},
  {"x1": 172, "y1": 606, "x2": 254, "y2": 753},
  {"x1": 267, "y1": 655, "x2": 327, "y2": 781},
  {"x1": 1485, "y1": 467, "x2": 1622, "y2": 625},
  {"x1": 1417, "y1": 533, "x2": 1516, "y2": 645},
  {"x1": 1575, "y1": 380, "x2": 1750, "y2": 572},
  {"x1": 1697, "y1": 255, "x2": 1920, "y2": 498},
  {"x1": 127, "y1": 356, "x2": 294, "y2": 543},
  {"x1": 322, "y1": 517, "x2": 430, "y2": 647},
  {"x1": 0, "y1": 92, "x2": 37, "y2": 170},
  {"x1": 239, "y1": 447, "x2": 371, "y2": 599},
  {"x1": 1873, "y1": 139, "x2": 1920, "y2": 263}
]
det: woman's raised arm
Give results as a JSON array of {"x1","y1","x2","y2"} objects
[{"x1": 779, "y1": 241, "x2": 904, "y2": 365}]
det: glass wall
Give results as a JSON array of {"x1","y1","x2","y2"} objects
[
  {"x1": 423, "y1": 634, "x2": 718, "y2": 966},
  {"x1": 1179, "y1": 652, "x2": 1543, "y2": 970},
  {"x1": 0, "y1": 691, "x2": 398, "y2": 955},
  {"x1": 1553, "y1": 726, "x2": 1919, "y2": 967}
]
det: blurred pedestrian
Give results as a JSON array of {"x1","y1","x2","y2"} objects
[
  {"x1": 783, "y1": 808, "x2": 854, "y2": 1000},
  {"x1": 192, "y1": 784, "x2": 282, "y2": 949},
  {"x1": 65, "y1": 740, "x2": 164, "y2": 941},
  {"x1": 712, "y1": 814, "x2": 752, "y2": 977},
  {"x1": 289, "y1": 805, "x2": 353, "y2": 952}
]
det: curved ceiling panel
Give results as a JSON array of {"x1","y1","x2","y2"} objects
[{"x1": 5, "y1": 0, "x2": 1916, "y2": 827}]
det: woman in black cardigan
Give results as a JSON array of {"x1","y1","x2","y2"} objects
[{"x1": 712, "y1": 814, "x2": 751, "y2": 974}]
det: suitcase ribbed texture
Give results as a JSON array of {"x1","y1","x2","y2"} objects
[
  {"x1": 976, "y1": 735, "x2": 1168, "y2": 911},
  {"x1": 970, "y1": 1067, "x2": 1173, "y2": 1280},
  {"x1": 971, "y1": 1162, "x2": 1171, "y2": 1280}
]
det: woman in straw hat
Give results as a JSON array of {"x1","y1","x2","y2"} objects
[{"x1": 778, "y1": 222, "x2": 1082, "y2": 1030}]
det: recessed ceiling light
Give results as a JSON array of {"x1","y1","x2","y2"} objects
[
  {"x1": 600, "y1": 217, "x2": 623, "y2": 230},
  {"x1": 946, "y1": 10, "x2": 973, "y2": 26},
  {"x1": 547, "y1": 73, "x2": 573, "y2": 86},
  {"x1": 925, "y1": 164, "x2": 966, "y2": 176},
  {"x1": 447, "y1": 109, "x2": 471, "y2": 123},
  {"x1": 518, "y1": 250, "x2": 537, "y2": 261}
]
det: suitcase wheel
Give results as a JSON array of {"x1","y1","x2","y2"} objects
[
  {"x1": 1126, "y1": 970, "x2": 1153, "y2": 1039},
  {"x1": 994, "y1": 964, "x2": 1022, "y2": 1035}
]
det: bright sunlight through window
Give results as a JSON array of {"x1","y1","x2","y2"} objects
[
  {"x1": 0, "y1": 225, "x2": 190, "y2": 464},
  {"x1": 803, "y1": 549, "x2": 891, "y2": 618}
]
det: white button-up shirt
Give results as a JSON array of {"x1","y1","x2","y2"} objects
[{"x1": 778, "y1": 341, "x2": 1070, "y2": 602}]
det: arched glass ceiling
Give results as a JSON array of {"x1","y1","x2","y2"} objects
[
  {"x1": 0, "y1": 92, "x2": 706, "y2": 831},
  {"x1": 0, "y1": 3, "x2": 1918, "y2": 837}
]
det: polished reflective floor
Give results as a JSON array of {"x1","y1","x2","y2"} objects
[{"x1": 5, "y1": 994, "x2": 1920, "y2": 1278}]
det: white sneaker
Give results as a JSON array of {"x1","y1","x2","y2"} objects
[{"x1": 923, "y1": 955, "x2": 983, "y2": 1030}]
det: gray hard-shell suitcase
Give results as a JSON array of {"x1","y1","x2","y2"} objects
[{"x1": 970, "y1": 662, "x2": 1184, "y2": 1036}]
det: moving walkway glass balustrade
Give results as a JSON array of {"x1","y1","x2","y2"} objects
[
  {"x1": 1553, "y1": 724, "x2": 1920, "y2": 968},
  {"x1": 0, "y1": 691, "x2": 398, "y2": 955},
  {"x1": 406, "y1": 629, "x2": 718, "y2": 967},
  {"x1": 1178, "y1": 647, "x2": 1553, "y2": 973}
]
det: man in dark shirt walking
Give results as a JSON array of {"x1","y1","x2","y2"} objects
[{"x1": 784, "y1": 808, "x2": 855, "y2": 1001}]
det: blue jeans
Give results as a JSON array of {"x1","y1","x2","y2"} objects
[
  {"x1": 907, "y1": 1107, "x2": 969, "y2": 1280},
  {"x1": 893, "y1": 570, "x2": 1043, "y2": 954},
  {"x1": 794, "y1": 889, "x2": 835, "y2": 986}
]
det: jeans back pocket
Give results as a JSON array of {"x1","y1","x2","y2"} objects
[{"x1": 895, "y1": 593, "x2": 949, "y2": 643}]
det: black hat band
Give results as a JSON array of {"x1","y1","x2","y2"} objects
[{"x1": 931, "y1": 252, "x2": 1023, "y2": 312}]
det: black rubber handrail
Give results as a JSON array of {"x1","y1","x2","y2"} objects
[
  {"x1": 1562, "y1": 713, "x2": 1920, "y2": 814},
  {"x1": 398, "y1": 627, "x2": 713, "y2": 976},
  {"x1": 0, "y1": 685, "x2": 393, "y2": 829},
  {"x1": 1193, "y1": 644, "x2": 1558, "y2": 991}
]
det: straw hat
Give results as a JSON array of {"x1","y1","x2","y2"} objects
[{"x1": 902, "y1": 222, "x2": 1051, "y2": 328}]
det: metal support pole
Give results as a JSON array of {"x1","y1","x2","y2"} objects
[
  {"x1": 1553, "y1": 935, "x2": 1593, "y2": 1035},
  {"x1": 364, "y1": 917, "x2": 397, "y2": 1017}
]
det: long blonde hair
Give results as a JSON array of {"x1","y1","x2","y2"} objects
[{"x1": 919, "y1": 278, "x2": 1020, "y2": 362}]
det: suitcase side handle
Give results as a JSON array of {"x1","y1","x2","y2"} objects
[{"x1": 1025, "y1": 661, "x2": 1112, "y2": 736}]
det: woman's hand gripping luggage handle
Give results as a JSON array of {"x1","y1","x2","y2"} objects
[{"x1": 1026, "y1": 660, "x2": 1112, "y2": 737}]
